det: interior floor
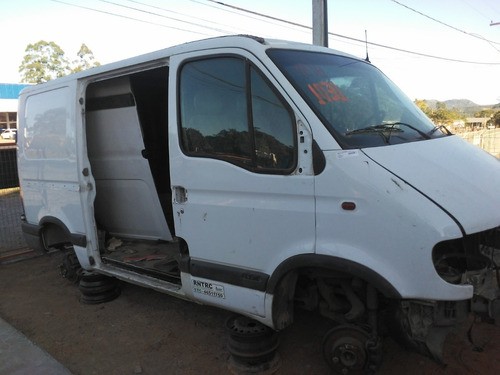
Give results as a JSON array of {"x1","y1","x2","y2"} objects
[{"x1": 100, "y1": 238, "x2": 181, "y2": 284}]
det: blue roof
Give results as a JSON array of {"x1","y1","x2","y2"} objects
[{"x1": 0, "y1": 83, "x2": 30, "y2": 99}]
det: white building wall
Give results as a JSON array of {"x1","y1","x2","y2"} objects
[{"x1": 0, "y1": 99, "x2": 19, "y2": 112}]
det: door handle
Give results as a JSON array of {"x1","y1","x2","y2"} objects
[{"x1": 173, "y1": 186, "x2": 188, "y2": 203}]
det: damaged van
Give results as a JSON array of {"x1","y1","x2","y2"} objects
[{"x1": 17, "y1": 35, "x2": 499, "y2": 373}]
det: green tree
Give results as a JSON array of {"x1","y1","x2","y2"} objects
[
  {"x1": 492, "y1": 111, "x2": 500, "y2": 127},
  {"x1": 474, "y1": 109, "x2": 495, "y2": 118},
  {"x1": 71, "y1": 43, "x2": 101, "y2": 73},
  {"x1": 19, "y1": 40, "x2": 70, "y2": 84},
  {"x1": 415, "y1": 100, "x2": 463, "y2": 125},
  {"x1": 414, "y1": 99, "x2": 432, "y2": 117},
  {"x1": 432, "y1": 102, "x2": 454, "y2": 124}
]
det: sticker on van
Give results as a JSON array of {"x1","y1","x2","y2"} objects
[
  {"x1": 307, "y1": 81, "x2": 348, "y2": 105},
  {"x1": 336, "y1": 150, "x2": 359, "y2": 159},
  {"x1": 192, "y1": 279, "x2": 225, "y2": 299}
]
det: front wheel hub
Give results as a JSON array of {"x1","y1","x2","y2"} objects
[{"x1": 323, "y1": 325, "x2": 376, "y2": 374}]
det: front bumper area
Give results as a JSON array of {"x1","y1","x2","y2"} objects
[{"x1": 433, "y1": 226, "x2": 500, "y2": 324}]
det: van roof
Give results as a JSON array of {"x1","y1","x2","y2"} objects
[{"x1": 19, "y1": 35, "x2": 358, "y2": 95}]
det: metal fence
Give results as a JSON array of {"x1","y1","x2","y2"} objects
[
  {"x1": 0, "y1": 145, "x2": 18, "y2": 189},
  {"x1": 457, "y1": 128, "x2": 500, "y2": 158},
  {"x1": 0, "y1": 187, "x2": 30, "y2": 258},
  {"x1": 0, "y1": 146, "x2": 32, "y2": 262}
]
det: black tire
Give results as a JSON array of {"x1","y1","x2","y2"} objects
[
  {"x1": 225, "y1": 314, "x2": 280, "y2": 370},
  {"x1": 78, "y1": 271, "x2": 121, "y2": 304}
]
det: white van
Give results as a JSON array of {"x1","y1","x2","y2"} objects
[{"x1": 17, "y1": 35, "x2": 499, "y2": 372}]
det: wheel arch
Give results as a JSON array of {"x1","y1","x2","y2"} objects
[
  {"x1": 267, "y1": 254, "x2": 402, "y2": 329},
  {"x1": 38, "y1": 216, "x2": 87, "y2": 250}
]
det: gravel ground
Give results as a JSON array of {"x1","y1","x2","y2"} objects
[{"x1": 0, "y1": 251, "x2": 499, "y2": 375}]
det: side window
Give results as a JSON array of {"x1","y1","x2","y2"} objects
[
  {"x1": 179, "y1": 56, "x2": 296, "y2": 173},
  {"x1": 24, "y1": 87, "x2": 74, "y2": 160},
  {"x1": 251, "y1": 67, "x2": 295, "y2": 170},
  {"x1": 180, "y1": 58, "x2": 252, "y2": 166}
]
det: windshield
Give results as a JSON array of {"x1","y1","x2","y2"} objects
[{"x1": 267, "y1": 49, "x2": 448, "y2": 148}]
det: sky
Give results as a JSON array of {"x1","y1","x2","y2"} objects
[{"x1": 1, "y1": 0, "x2": 500, "y2": 105}]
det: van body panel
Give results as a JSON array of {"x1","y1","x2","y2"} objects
[
  {"x1": 183, "y1": 275, "x2": 266, "y2": 317},
  {"x1": 86, "y1": 76, "x2": 172, "y2": 241},
  {"x1": 315, "y1": 149, "x2": 472, "y2": 300},
  {"x1": 17, "y1": 84, "x2": 88, "y2": 241},
  {"x1": 170, "y1": 158, "x2": 316, "y2": 269},
  {"x1": 362, "y1": 136, "x2": 500, "y2": 235},
  {"x1": 169, "y1": 50, "x2": 316, "y2": 276},
  {"x1": 93, "y1": 261, "x2": 186, "y2": 295}
]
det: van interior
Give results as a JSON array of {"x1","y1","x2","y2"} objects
[{"x1": 85, "y1": 66, "x2": 182, "y2": 285}]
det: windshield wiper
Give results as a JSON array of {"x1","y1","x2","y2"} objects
[
  {"x1": 428, "y1": 124, "x2": 452, "y2": 136},
  {"x1": 345, "y1": 124, "x2": 397, "y2": 144},
  {"x1": 345, "y1": 122, "x2": 431, "y2": 143}
]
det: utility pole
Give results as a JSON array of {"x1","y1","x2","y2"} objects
[
  {"x1": 312, "y1": 0, "x2": 328, "y2": 47},
  {"x1": 491, "y1": 21, "x2": 500, "y2": 26}
]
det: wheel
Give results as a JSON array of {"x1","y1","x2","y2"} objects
[
  {"x1": 225, "y1": 315, "x2": 280, "y2": 373},
  {"x1": 78, "y1": 271, "x2": 120, "y2": 304},
  {"x1": 322, "y1": 324, "x2": 380, "y2": 374},
  {"x1": 59, "y1": 249, "x2": 82, "y2": 283}
]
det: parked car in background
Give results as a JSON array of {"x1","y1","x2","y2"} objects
[{"x1": 1, "y1": 129, "x2": 17, "y2": 140}]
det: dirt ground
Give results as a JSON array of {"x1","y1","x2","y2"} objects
[{"x1": 0, "y1": 251, "x2": 499, "y2": 375}]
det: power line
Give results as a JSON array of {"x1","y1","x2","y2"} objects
[
  {"x1": 332, "y1": 32, "x2": 500, "y2": 65},
  {"x1": 481, "y1": 0, "x2": 500, "y2": 19},
  {"x1": 51, "y1": 0, "x2": 212, "y2": 36},
  {"x1": 125, "y1": 0, "x2": 243, "y2": 34},
  {"x1": 189, "y1": 0, "x2": 310, "y2": 35},
  {"x1": 52, "y1": 0, "x2": 500, "y2": 65},
  {"x1": 97, "y1": 0, "x2": 232, "y2": 34},
  {"x1": 459, "y1": 0, "x2": 491, "y2": 22},
  {"x1": 205, "y1": 0, "x2": 307, "y2": 29},
  {"x1": 206, "y1": 0, "x2": 500, "y2": 65},
  {"x1": 390, "y1": 0, "x2": 500, "y2": 46}
]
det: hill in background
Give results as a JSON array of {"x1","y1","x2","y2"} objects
[{"x1": 422, "y1": 99, "x2": 499, "y2": 116}]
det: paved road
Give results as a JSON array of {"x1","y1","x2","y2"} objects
[{"x1": 0, "y1": 316, "x2": 72, "y2": 375}]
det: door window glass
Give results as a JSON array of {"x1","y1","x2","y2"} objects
[
  {"x1": 179, "y1": 56, "x2": 295, "y2": 173},
  {"x1": 251, "y1": 67, "x2": 295, "y2": 169}
]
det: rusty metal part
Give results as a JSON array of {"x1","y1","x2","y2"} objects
[
  {"x1": 59, "y1": 250, "x2": 82, "y2": 283},
  {"x1": 322, "y1": 324, "x2": 379, "y2": 374},
  {"x1": 341, "y1": 281, "x2": 365, "y2": 322},
  {"x1": 123, "y1": 254, "x2": 167, "y2": 263}
]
